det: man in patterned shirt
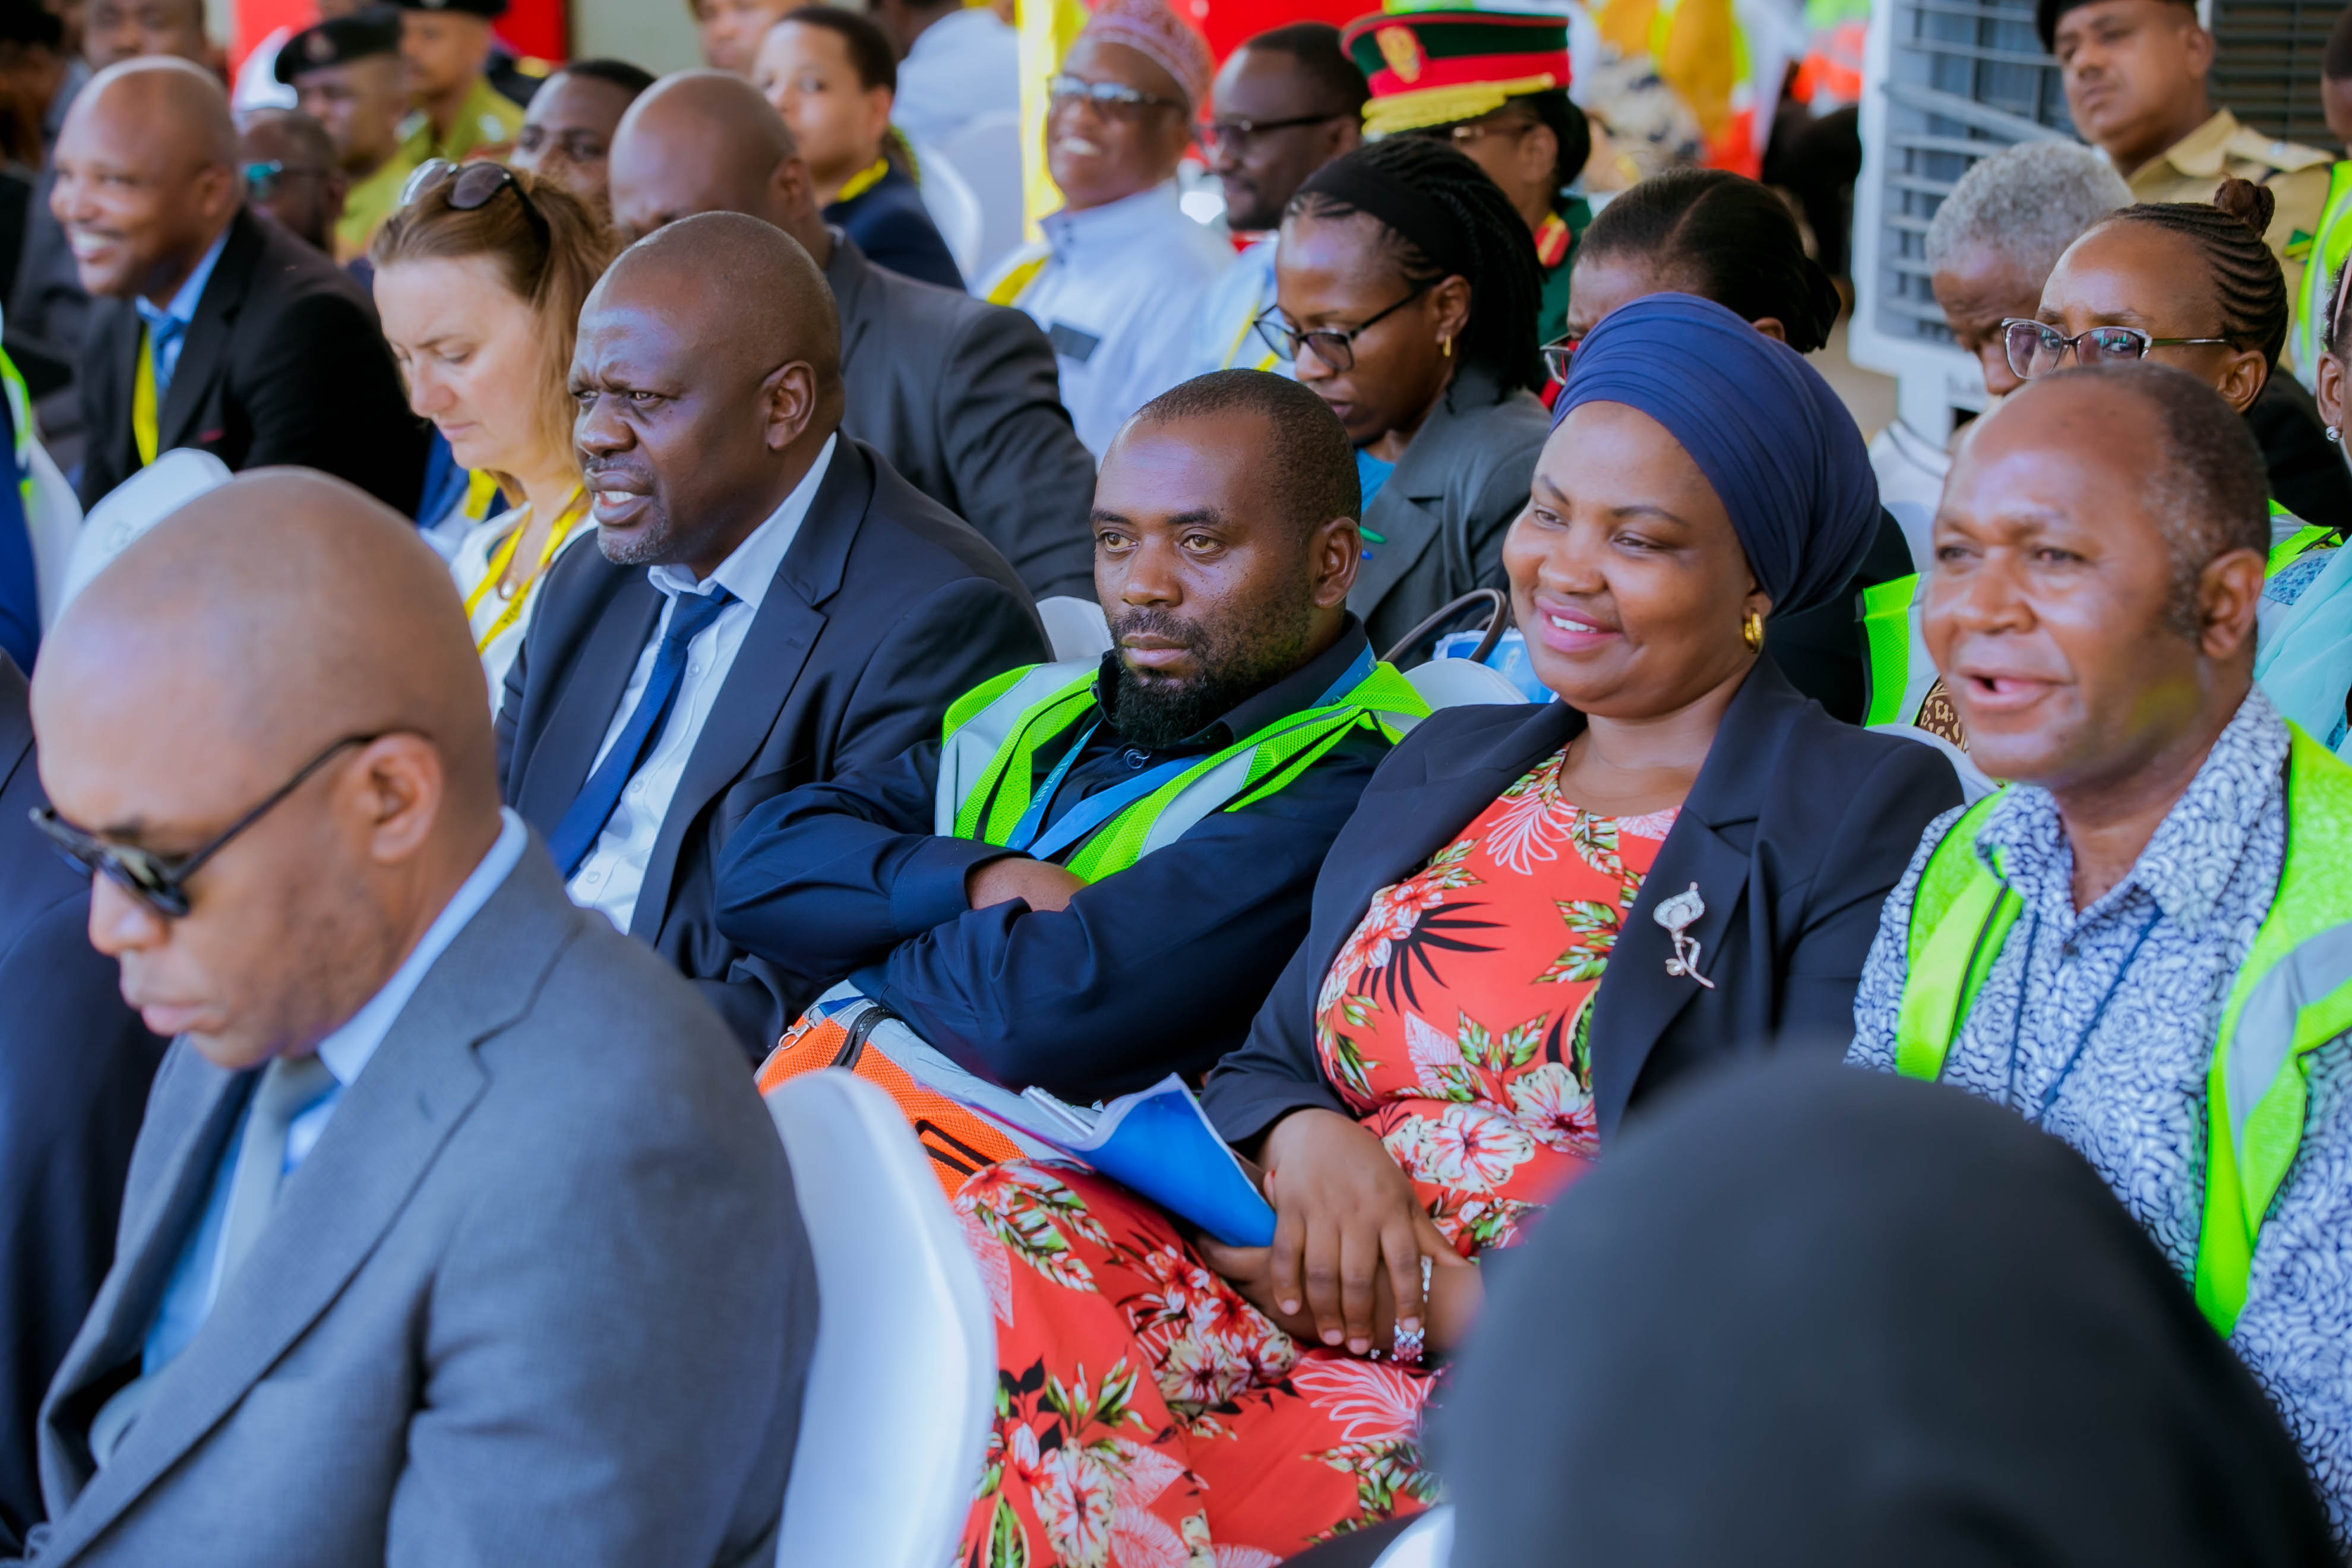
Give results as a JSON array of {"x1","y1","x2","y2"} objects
[{"x1": 1849, "y1": 361, "x2": 2352, "y2": 1532}]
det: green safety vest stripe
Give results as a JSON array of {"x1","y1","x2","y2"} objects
[
  {"x1": 935, "y1": 657, "x2": 1430, "y2": 883},
  {"x1": 1893, "y1": 727, "x2": 2352, "y2": 1336},
  {"x1": 2293, "y1": 160, "x2": 2352, "y2": 382},
  {"x1": 0, "y1": 344, "x2": 34, "y2": 515}
]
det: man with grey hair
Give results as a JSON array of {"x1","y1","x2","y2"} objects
[{"x1": 1927, "y1": 139, "x2": 2133, "y2": 400}]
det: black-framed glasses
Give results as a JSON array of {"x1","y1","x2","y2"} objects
[
  {"x1": 400, "y1": 157, "x2": 550, "y2": 249},
  {"x1": 1540, "y1": 331, "x2": 1583, "y2": 383},
  {"x1": 242, "y1": 160, "x2": 331, "y2": 203},
  {"x1": 1047, "y1": 74, "x2": 1183, "y2": 119},
  {"x1": 1197, "y1": 111, "x2": 1346, "y2": 154},
  {"x1": 1252, "y1": 283, "x2": 1435, "y2": 372},
  {"x1": 31, "y1": 733, "x2": 384, "y2": 919},
  {"x1": 2001, "y1": 318, "x2": 2233, "y2": 380}
]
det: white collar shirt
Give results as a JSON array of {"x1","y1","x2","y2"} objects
[
  {"x1": 1186, "y1": 233, "x2": 1288, "y2": 381},
  {"x1": 1010, "y1": 182, "x2": 1231, "y2": 456},
  {"x1": 568, "y1": 434, "x2": 837, "y2": 932},
  {"x1": 894, "y1": 8, "x2": 1020, "y2": 144}
]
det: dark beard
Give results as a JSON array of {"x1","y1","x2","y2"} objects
[{"x1": 1108, "y1": 581, "x2": 1317, "y2": 747}]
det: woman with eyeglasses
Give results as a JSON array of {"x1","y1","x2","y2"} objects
[
  {"x1": 371, "y1": 161, "x2": 615, "y2": 706},
  {"x1": 2024, "y1": 178, "x2": 2352, "y2": 548},
  {"x1": 950, "y1": 295, "x2": 1960, "y2": 1567},
  {"x1": 1259, "y1": 135, "x2": 1550, "y2": 661},
  {"x1": 1541, "y1": 168, "x2": 1915, "y2": 722}
]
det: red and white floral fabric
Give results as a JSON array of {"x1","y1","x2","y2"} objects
[{"x1": 953, "y1": 745, "x2": 1667, "y2": 1566}]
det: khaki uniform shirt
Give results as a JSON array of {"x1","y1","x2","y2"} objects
[
  {"x1": 335, "y1": 150, "x2": 422, "y2": 265},
  {"x1": 2126, "y1": 108, "x2": 2333, "y2": 305},
  {"x1": 397, "y1": 75, "x2": 524, "y2": 169}
]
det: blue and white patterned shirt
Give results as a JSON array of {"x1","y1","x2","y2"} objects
[{"x1": 1850, "y1": 688, "x2": 2352, "y2": 1532}]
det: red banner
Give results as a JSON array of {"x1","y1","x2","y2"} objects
[{"x1": 230, "y1": 0, "x2": 568, "y2": 76}]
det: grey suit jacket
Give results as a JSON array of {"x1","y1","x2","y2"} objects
[
  {"x1": 21, "y1": 839, "x2": 814, "y2": 1568},
  {"x1": 1352, "y1": 366, "x2": 1550, "y2": 662},
  {"x1": 825, "y1": 230, "x2": 1097, "y2": 600}
]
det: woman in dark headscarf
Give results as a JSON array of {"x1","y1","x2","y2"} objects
[
  {"x1": 1255, "y1": 135, "x2": 1551, "y2": 660},
  {"x1": 950, "y1": 295, "x2": 1963, "y2": 1566},
  {"x1": 1436, "y1": 1059, "x2": 2340, "y2": 1567}
]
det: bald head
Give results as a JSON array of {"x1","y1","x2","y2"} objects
[
  {"x1": 34, "y1": 471, "x2": 504, "y2": 1067},
  {"x1": 53, "y1": 59, "x2": 241, "y2": 301},
  {"x1": 573, "y1": 213, "x2": 843, "y2": 577},
  {"x1": 607, "y1": 69, "x2": 826, "y2": 254}
]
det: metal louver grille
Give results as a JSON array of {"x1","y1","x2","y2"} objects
[
  {"x1": 2212, "y1": 0, "x2": 2337, "y2": 150},
  {"x1": 1864, "y1": 0, "x2": 2073, "y2": 352}
]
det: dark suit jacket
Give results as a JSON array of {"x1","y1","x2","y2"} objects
[
  {"x1": 1356, "y1": 366, "x2": 1551, "y2": 662},
  {"x1": 75, "y1": 208, "x2": 424, "y2": 514},
  {"x1": 497, "y1": 436, "x2": 1049, "y2": 1055},
  {"x1": 826, "y1": 165, "x2": 965, "y2": 292},
  {"x1": 0, "y1": 659, "x2": 163, "y2": 1556},
  {"x1": 824, "y1": 230, "x2": 1096, "y2": 601},
  {"x1": 1200, "y1": 659, "x2": 1964, "y2": 1150}
]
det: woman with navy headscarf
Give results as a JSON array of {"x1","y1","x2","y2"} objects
[{"x1": 948, "y1": 295, "x2": 1967, "y2": 1564}]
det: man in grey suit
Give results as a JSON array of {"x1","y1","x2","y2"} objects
[
  {"x1": 12, "y1": 469, "x2": 813, "y2": 1567},
  {"x1": 606, "y1": 69, "x2": 1098, "y2": 602}
]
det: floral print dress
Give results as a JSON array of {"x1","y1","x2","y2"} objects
[{"x1": 954, "y1": 746, "x2": 1671, "y2": 1567}]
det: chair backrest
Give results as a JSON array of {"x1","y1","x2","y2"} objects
[
  {"x1": 911, "y1": 139, "x2": 985, "y2": 284},
  {"x1": 1406, "y1": 656, "x2": 1529, "y2": 710},
  {"x1": 1373, "y1": 1505, "x2": 1454, "y2": 1567},
  {"x1": 56, "y1": 447, "x2": 230, "y2": 618},
  {"x1": 766, "y1": 1070, "x2": 996, "y2": 1568},
  {"x1": 935, "y1": 111, "x2": 1026, "y2": 281},
  {"x1": 1036, "y1": 593, "x2": 1112, "y2": 662},
  {"x1": 24, "y1": 437, "x2": 79, "y2": 628},
  {"x1": 1866, "y1": 722, "x2": 1997, "y2": 804}
]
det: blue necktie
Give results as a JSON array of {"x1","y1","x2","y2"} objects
[
  {"x1": 548, "y1": 587, "x2": 735, "y2": 878},
  {"x1": 144, "y1": 314, "x2": 186, "y2": 403}
]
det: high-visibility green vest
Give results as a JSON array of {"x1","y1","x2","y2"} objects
[
  {"x1": 2290, "y1": 159, "x2": 2352, "y2": 389},
  {"x1": 1863, "y1": 500, "x2": 2337, "y2": 731},
  {"x1": 1892, "y1": 725, "x2": 2352, "y2": 1336},
  {"x1": 0, "y1": 343, "x2": 34, "y2": 517},
  {"x1": 934, "y1": 656, "x2": 1428, "y2": 882}
]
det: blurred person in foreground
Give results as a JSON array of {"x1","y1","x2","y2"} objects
[
  {"x1": 979, "y1": 0, "x2": 1230, "y2": 456},
  {"x1": 12, "y1": 469, "x2": 810, "y2": 1567},
  {"x1": 497, "y1": 212, "x2": 1044, "y2": 1054},
  {"x1": 607, "y1": 69, "x2": 1096, "y2": 602},
  {"x1": 55, "y1": 59, "x2": 422, "y2": 512},
  {"x1": 1437, "y1": 1060, "x2": 2340, "y2": 1568},
  {"x1": 1850, "y1": 361, "x2": 2352, "y2": 1535},
  {"x1": 947, "y1": 295, "x2": 1957, "y2": 1564}
]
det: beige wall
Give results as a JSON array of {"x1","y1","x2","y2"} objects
[{"x1": 568, "y1": 0, "x2": 703, "y2": 73}]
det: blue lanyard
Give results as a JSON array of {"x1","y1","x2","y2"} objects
[
  {"x1": 1003, "y1": 644, "x2": 1379, "y2": 863},
  {"x1": 2005, "y1": 902, "x2": 2165, "y2": 1124}
]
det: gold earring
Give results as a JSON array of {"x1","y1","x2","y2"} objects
[
  {"x1": 1742, "y1": 609, "x2": 1764, "y2": 653},
  {"x1": 1440, "y1": 336, "x2": 1452, "y2": 358}
]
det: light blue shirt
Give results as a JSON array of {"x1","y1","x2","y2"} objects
[
  {"x1": 892, "y1": 7, "x2": 1019, "y2": 144},
  {"x1": 131, "y1": 224, "x2": 231, "y2": 400},
  {"x1": 1186, "y1": 233, "x2": 1286, "y2": 381},
  {"x1": 141, "y1": 809, "x2": 530, "y2": 1376}
]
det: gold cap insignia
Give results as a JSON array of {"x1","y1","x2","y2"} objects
[{"x1": 1376, "y1": 26, "x2": 1424, "y2": 84}]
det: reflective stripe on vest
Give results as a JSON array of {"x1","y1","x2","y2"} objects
[
  {"x1": 2291, "y1": 160, "x2": 2352, "y2": 388},
  {"x1": 2268, "y1": 499, "x2": 2335, "y2": 575},
  {"x1": 0, "y1": 343, "x2": 33, "y2": 517},
  {"x1": 1892, "y1": 725, "x2": 2352, "y2": 1336},
  {"x1": 933, "y1": 657, "x2": 1430, "y2": 883}
]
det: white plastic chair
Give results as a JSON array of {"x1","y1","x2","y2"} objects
[
  {"x1": 912, "y1": 139, "x2": 987, "y2": 286},
  {"x1": 1037, "y1": 594, "x2": 1112, "y2": 662},
  {"x1": 935, "y1": 112, "x2": 1026, "y2": 282},
  {"x1": 767, "y1": 1070, "x2": 996, "y2": 1568},
  {"x1": 1406, "y1": 656, "x2": 1529, "y2": 710},
  {"x1": 1371, "y1": 1506, "x2": 1453, "y2": 1566},
  {"x1": 1867, "y1": 721, "x2": 1999, "y2": 804},
  {"x1": 54, "y1": 448, "x2": 232, "y2": 618}
]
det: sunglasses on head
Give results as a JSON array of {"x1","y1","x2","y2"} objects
[
  {"x1": 31, "y1": 733, "x2": 384, "y2": 920},
  {"x1": 400, "y1": 157, "x2": 549, "y2": 249}
]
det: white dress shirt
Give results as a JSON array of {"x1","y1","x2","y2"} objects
[
  {"x1": 983, "y1": 182, "x2": 1231, "y2": 456},
  {"x1": 1186, "y1": 234, "x2": 1288, "y2": 381},
  {"x1": 568, "y1": 434, "x2": 837, "y2": 932},
  {"x1": 893, "y1": 7, "x2": 1020, "y2": 144}
]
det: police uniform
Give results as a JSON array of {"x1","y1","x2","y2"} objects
[
  {"x1": 1339, "y1": 10, "x2": 1591, "y2": 347},
  {"x1": 387, "y1": 0, "x2": 526, "y2": 165},
  {"x1": 2125, "y1": 108, "x2": 2332, "y2": 312},
  {"x1": 276, "y1": 11, "x2": 418, "y2": 265}
]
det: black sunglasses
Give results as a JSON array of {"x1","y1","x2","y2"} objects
[
  {"x1": 1251, "y1": 283, "x2": 1434, "y2": 372},
  {"x1": 31, "y1": 733, "x2": 383, "y2": 919},
  {"x1": 400, "y1": 157, "x2": 549, "y2": 249}
]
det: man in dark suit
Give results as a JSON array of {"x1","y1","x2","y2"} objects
[
  {"x1": 0, "y1": 656, "x2": 163, "y2": 1557},
  {"x1": 606, "y1": 69, "x2": 1097, "y2": 602},
  {"x1": 54, "y1": 59, "x2": 423, "y2": 511},
  {"x1": 498, "y1": 211, "x2": 1047, "y2": 1057}
]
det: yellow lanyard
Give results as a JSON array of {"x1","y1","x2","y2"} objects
[
  {"x1": 132, "y1": 328, "x2": 159, "y2": 468},
  {"x1": 463, "y1": 486, "x2": 587, "y2": 653},
  {"x1": 834, "y1": 157, "x2": 890, "y2": 204}
]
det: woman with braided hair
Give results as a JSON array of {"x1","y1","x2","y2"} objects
[
  {"x1": 1253, "y1": 134, "x2": 1551, "y2": 659},
  {"x1": 2024, "y1": 176, "x2": 2352, "y2": 547}
]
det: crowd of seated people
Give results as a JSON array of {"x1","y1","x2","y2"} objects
[{"x1": 0, "y1": 0, "x2": 2349, "y2": 1563}]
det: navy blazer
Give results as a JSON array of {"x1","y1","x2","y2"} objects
[
  {"x1": 1200, "y1": 658, "x2": 1964, "y2": 1149},
  {"x1": 825, "y1": 165, "x2": 965, "y2": 292},
  {"x1": 0, "y1": 657, "x2": 163, "y2": 1554},
  {"x1": 496, "y1": 437, "x2": 1048, "y2": 1057}
]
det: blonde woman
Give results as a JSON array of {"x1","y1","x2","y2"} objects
[{"x1": 372, "y1": 159, "x2": 616, "y2": 703}]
